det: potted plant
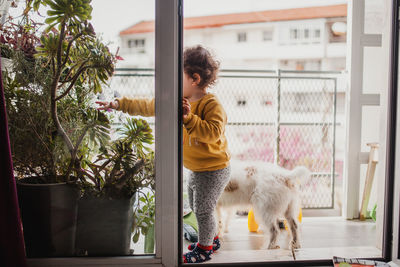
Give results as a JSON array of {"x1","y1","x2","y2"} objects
[
  {"x1": 4, "y1": 0, "x2": 156, "y2": 257},
  {"x1": 3, "y1": 0, "x2": 116, "y2": 257},
  {"x1": 75, "y1": 118, "x2": 155, "y2": 256},
  {"x1": 2, "y1": 19, "x2": 83, "y2": 258},
  {"x1": 134, "y1": 190, "x2": 155, "y2": 254}
]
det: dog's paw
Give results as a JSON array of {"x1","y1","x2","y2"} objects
[
  {"x1": 268, "y1": 244, "x2": 280, "y2": 250},
  {"x1": 291, "y1": 241, "x2": 301, "y2": 249},
  {"x1": 223, "y1": 228, "x2": 229, "y2": 233}
]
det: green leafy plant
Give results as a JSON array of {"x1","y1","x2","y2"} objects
[
  {"x1": 4, "y1": 1, "x2": 156, "y2": 252},
  {"x1": 2, "y1": 0, "x2": 119, "y2": 183},
  {"x1": 79, "y1": 118, "x2": 155, "y2": 199},
  {"x1": 132, "y1": 191, "x2": 155, "y2": 245},
  {"x1": 33, "y1": 0, "x2": 116, "y2": 182},
  {"x1": 369, "y1": 204, "x2": 377, "y2": 222}
]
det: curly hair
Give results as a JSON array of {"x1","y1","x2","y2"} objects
[{"x1": 183, "y1": 45, "x2": 220, "y2": 89}]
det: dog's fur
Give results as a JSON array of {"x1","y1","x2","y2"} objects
[{"x1": 217, "y1": 161, "x2": 310, "y2": 250}]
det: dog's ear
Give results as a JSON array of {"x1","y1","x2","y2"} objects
[
  {"x1": 224, "y1": 181, "x2": 239, "y2": 192},
  {"x1": 245, "y1": 166, "x2": 257, "y2": 179}
]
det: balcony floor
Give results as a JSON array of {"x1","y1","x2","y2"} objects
[{"x1": 183, "y1": 216, "x2": 381, "y2": 264}]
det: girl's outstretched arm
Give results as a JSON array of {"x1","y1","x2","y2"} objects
[
  {"x1": 96, "y1": 100, "x2": 119, "y2": 111},
  {"x1": 116, "y1": 97, "x2": 155, "y2": 117},
  {"x1": 98, "y1": 97, "x2": 156, "y2": 117}
]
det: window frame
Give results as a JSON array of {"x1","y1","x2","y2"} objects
[
  {"x1": 237, "y1": 32, "x2": 247, "y2": 42},
  {"x1": 262, "y1": 29, "x2": 273, "y2": 41},
  {"x1": 290, "y1": 28, "x2": 299, "y2": 40},
  {"x1": 24, "y1": 0, "x2": 400, "y2": 266},
  {"x1": 128, "y1": 38, "x2": 146, "y2": 48},
  {"x1": 26, "y1": 0, "x2": 182, "y2": 266},
  {"x1": 304, "y1": 28, "x2": 310, "y2": 39}
]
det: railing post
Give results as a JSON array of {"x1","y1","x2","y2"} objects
[
  {"x1": 275, "y1": 69, "x2": 281, "y2": 165},
  {"x1": 331, "y1": 78, "x2": 338, "y2": 209}
]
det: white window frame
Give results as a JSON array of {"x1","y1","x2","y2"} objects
[
  {"x1": 237, "y1": 32, "x2": 247, "y2": 42},
  {"x1": 290, "y1": 28, "x2": 299, "y2": 40},
  {"x1": 304, "y1": 28, "x2": 310, "y2": 39},
  {"x1": 314, "y1": 28, "x2": 321, "y2": 38},
  {"x1": 21, "y1": 0, "x2": 400, "y2": 265},
  {"x1": 26, "y1": 0, "x2": 181, "y2": 266},
  {"x1": 262, "y1": 29, "x2": 273, "y2": 41}
]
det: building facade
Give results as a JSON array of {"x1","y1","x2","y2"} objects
[{"x1": 118, "y1": 4, "x2": 347, "y2": 71}]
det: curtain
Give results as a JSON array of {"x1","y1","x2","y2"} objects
[{"x1": 0, "y1": 59, "x2": 27, "y2": 266}]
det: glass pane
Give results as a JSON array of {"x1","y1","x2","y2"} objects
[
  {"x1": 3, "y1": 0, "x2": 156, "y2": 257},
  {"x1": 181, "y1": 0, "x2": 388, "y2": 264}
]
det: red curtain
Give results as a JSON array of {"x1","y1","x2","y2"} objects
[{"x1": 0, "y1": 59, "x2": 27, "y2": 266}]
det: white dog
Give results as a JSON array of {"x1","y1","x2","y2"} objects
[{"x1": 216, "y1": 160, "x2": 310, "y2": 250}]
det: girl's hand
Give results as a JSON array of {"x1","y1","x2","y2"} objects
[
  {"x1": 96, "y1": 100, "x2": 119, "y2": 111},
  {"x1": 183, "y1": 98, "x2": 191, "y2": 120}
]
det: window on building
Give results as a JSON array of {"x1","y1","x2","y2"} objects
[
  {"x1": 236, "y1": 97, "x2": 247, "y2": 106},
  {"x1": 263, "y1": 29, "x2": 273, "y2": 41},
  {"x1": 127, "y1": 39, "x2": 146, "y2": 48},
  {"x1": 237, "y1": 32, "x2": 247, "y2": 42},
  {"x1": 290, "y1": 29, "x2": 298, "y2": 40},
  {"x1": 304, "y1": 29, "x2": 310, "y2": 39},
  {"x1": 314, "y1": 29, "x2": 321, "y2": 38}
]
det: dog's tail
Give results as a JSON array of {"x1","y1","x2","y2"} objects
[{"x1": 287, "y1": 166, "x2": 311, "y2": 186}]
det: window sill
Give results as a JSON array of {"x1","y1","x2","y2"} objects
[{"x1": 27, "y1": 255, "x2": 162, "y2": 267}]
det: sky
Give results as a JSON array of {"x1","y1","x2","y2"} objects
[{"x1": 7, "y1": 0, "x2": 347, "y2": 51}]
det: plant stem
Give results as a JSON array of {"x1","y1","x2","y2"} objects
[
  {"x1": 61, "y1": 32, "x2": 83, "y2": 68},
  {"x1": 55, "y1": 64, "x2": 88, "y2": 101},
  {"x1": 49, "y1": 20, "x2": 75, "y2": 182},
  {"x1": 114, "y1": 160, "x2": 145, "y2": 189}
]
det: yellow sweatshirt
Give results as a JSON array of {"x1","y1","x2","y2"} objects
[{"x1": 116, "y1": 93, "x2": 230, "y2": 172}]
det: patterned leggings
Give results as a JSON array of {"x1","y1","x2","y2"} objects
[{"x1": 187, "y1": 166, "x2": 231, "y2": 246}]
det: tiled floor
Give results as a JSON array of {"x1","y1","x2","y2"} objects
[{"x1": 182, "y1": 216, "x2": 382, "y2": 264}]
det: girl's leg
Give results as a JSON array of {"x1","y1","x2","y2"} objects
[
  {"x1": 193, "y1": 166, "x2": 231, "y2": 246},
  {"x1": 187, "y1": 172, "x2": 195, "y2": 212},
  {"x1": 183, "y1": 166, "x2": 230, "y2": 263}
]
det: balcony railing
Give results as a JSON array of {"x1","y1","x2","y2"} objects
[{"x1": 102, "y1": 68, "x2": 345, "y2": 209}]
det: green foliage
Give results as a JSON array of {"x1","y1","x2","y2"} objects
[
  {"x1": 7, "y1": 0, "x2": 156, "y2": 245},
  {"x1": 132, "y1": 192, "x2": 155, "y2": 244},
  {"x1": 43, "y1": 0, "x2": 92, "y2": 31},
  {"x1": 3, "y1": 54, "x2": 58, "y2": 178},
  {"x1": 25, "y1": 0, "x2": 46, "y2": 13},
  {"x1": 369, "y1": 204, "x2": 377, "y2": 222},
  {"x1": 119, "y1": 118, "x2": 154, "y2": 159},
  {"x1": 36, "y1": 33, "x2": 67, "y2": 61},
  {"x1": 3, "y1": 50, "x2": 113, "y2": 182},
  {"x1": 3, "y1": 0, "x2": 117, "y2": 183},
  {"x1": 79, "y1": 119, "x2": 155, "y2": 199}
]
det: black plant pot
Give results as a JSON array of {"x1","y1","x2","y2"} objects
[
  {"x1": 17, "y1": 177, "x2": 80, "y2": 257},
  {"x1": 75, "y1": 194, "x2": 135, "y2": 256}
]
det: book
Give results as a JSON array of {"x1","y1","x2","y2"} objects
[{"x1": 333, "y1": 256, "x2": 391, "y2": 267}]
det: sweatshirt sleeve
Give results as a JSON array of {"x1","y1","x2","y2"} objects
[
  {"x1": 183, "y1": 100, "x2": 226, "y2": 144},
  {"x1": 116, "y1": 97, "x2": 155, "y2": 117}
]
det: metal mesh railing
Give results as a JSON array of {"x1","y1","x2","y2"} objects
[{"x1": 103, "y1": 68, "x2": 341, "y2": 209}]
